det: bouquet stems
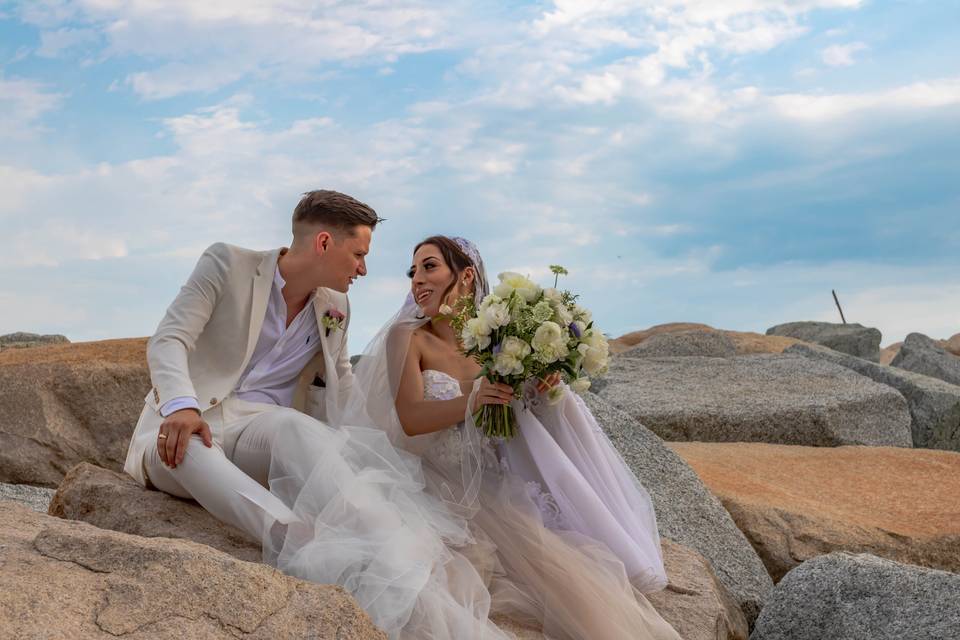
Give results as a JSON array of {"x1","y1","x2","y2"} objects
[{"x1": 475, "y1": 401, "x2": 517, "y2": 439}]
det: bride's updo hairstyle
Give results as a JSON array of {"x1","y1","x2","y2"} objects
[{"x1": 411, "y1": 235, "x2": 476, "y2": 308}]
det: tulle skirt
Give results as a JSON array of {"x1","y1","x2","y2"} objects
[
  {"x1": 500, "y1": 386, "x2": 669, "y2": 593},
  {"x1": 421, "y1": 442, "x2": 680, "y2": 640},
  {"x1": 260, "y1": 420, "x2": 511, "y2": 640}
]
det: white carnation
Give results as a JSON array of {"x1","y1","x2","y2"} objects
[{"x1": 494, "y1": 272, "x2": 541, "y2": 303}]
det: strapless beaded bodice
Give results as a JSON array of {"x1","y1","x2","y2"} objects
[
  {"x1": 422, "y1": 369, "x2": 464, "y2": 402},
  {"x1": 421, "y1": 369, "x2": 495, "y2": 470}
]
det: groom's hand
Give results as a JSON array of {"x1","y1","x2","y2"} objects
[{"x1": 158, "y1": 408, "x2": 212, "y2": 468}]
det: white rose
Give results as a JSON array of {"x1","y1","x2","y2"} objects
[
  {"x1": 577, "y1": 329, "x2": 609, "y2": 375},
  {"x1": 462, "y1": 317, "x2": 492, "y2": 350},
  {"x1": 542, "y1": 287, "x2": 562, "y2": 303},
  {"x1": 570, "y1": 378, "x2": 591, "y2": 394},
  {"x1": 494, "y1": 272, "x2": 541, "y2": 303},
  {"x1": 531, "y1": 321, "x2": 569, "y2": 364},
  {"x1": 493, "y1": 352, "x2": 524, "y2": 377}
]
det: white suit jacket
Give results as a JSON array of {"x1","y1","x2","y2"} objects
[{"x1": 123, "y1": 242, "x2": 354, "y2": 486}]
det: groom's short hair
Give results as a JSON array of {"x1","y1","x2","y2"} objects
[{"x1": 292, "y1": 190, "x2": 383, "y2": 237}]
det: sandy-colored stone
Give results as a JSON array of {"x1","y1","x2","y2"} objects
[
  {"x1": 0, "y1": 338, "x2": 149, "y2": 487},
  {"x1": 946, "y1": 333, "x2": 960, "y2": 357},
  {"x1": 53, "y1": 462, "x2": 752, "y2": 638},
  {"x1": 669, "y1": 442, "x2": 960, "y2": 582},
  {"x1": 0, "y1": 500, "x2": 385, "y2": 639},
  {"x1": 611, "y1": 323, "x2": 801, "y2": 356},
  {"x1": 610, "y1": 323, "x2": 716, "y2": 353},
  {"x1": 880, "y1": 341, "x2": 903, "y2": 365},
  {"x1": 649, "y1": 539, "x2": 749, "y2": 640}
]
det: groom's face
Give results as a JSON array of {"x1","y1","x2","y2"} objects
[{"x1": 321, "y1": 224, "x2": 371, "y2": 293}]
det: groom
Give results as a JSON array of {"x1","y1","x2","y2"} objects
[{"x1": 123, "y1": 189, "x2": 380, "y2": 542}]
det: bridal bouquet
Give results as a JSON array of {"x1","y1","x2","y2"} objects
[{"x1": 445, "y1": 266, "x2": 610, "y2": 440}]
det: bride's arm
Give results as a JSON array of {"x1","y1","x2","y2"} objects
[{"x1": 395, "y1": 336, "x2": 512, "y2": 437}]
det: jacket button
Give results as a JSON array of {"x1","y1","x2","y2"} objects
[{"x1": 209, "y1": 397, "x2": 218, "y2": 406}]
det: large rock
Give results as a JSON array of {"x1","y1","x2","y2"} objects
[
  {"x1": 0, "y1": 337, "x2": 149, "y2": 487},
  {"x1": 52, "y1": 461, "x2": 746, "y2": 638},
  {"x1": 766, "y1": 321, "x2": 882, "y2": 361},
  {"x1": 49, "y1": 462, "x2": 261, "y2": 562},
  {"x1": 651, "y1": 539, "x2": 749, "y2": 640},
  {"x1": 621, "y1": 329, "x2": 737, "y2": 358},
  {"x1": 891, "y1": 332, "x2": 960, "y2": 386},
  {"x1": 787, "y1": 342, "x2": 960, "y2": 451},
  {"x1": 584, "y1": 393, "x2": 773, "y2": 627},
  {"x1": 0, "y1": 501, "x2": 385, "y2": 639},
  {"x1": 0, "y1": 481, "x2": 55, "y2": 512},
  {"x1": 598, "y1": 354, "x2": 913, "y2": 447},
  {"x1": 0, "y1": 331, "x2": 70, "y2": 350},
  {"x1": 670, "y1": 442, "x2": 960, "y2": 583},
  {"x1": 610, "y1": 323, "x2": 715, "y2": 353},
  {"x1": 946, "y1": 332, "x2": 960, "y2": 357},
  {"x1": 750, "y1": 552, "x2": 960, "y2": 640},
  {"x1": 611, "y1": 323, "x2": 800, "y2": 356}
]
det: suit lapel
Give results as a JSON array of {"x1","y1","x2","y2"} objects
[{"x1": 241, "y1": 249, "x2": 282, "y2": 371}]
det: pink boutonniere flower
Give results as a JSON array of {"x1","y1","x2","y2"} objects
[{"x1": 321, "y1": 308, "x2": 346, "y2": 336}]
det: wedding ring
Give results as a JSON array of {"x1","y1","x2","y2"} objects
[{"x1": 158, "y1": 434, "x2": 168, "y2": 440}]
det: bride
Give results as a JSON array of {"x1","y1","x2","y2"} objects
[{"x1": 326, "y1": 235, "x2": 680, "y2": 640}]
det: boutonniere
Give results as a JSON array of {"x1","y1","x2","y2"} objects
[{"x1": 321, "y1": 308, "x2": 346, "y2": 336}]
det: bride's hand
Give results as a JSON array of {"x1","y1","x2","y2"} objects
[
  {"x1": 471, "y1": 378, "x2": 514, "y2": 413},
  {"x1": 535, "y1": 372, "x2": 562, "y2": 393}
]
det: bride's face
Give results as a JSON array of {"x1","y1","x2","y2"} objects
[{"x1": 409, "y1": 244, "x2": 468, "y2": 318}]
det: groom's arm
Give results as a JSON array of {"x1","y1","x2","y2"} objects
[
  {"x1": 148, "y1": 243, "x2": 230, "y2": 410},
  {"x1": 333, "y1": 295, "x2": 356, "y2": 403}
]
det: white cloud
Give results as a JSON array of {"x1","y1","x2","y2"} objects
[
  {"x1": 0, "y1": 75, "x2": 64, "y2": 139},
  {"x1": 770, "y1": 77, "x2": 960, "y2": 120},
  {"x1": 821, "y1": 41, "x2": 867, "y2": 66}
]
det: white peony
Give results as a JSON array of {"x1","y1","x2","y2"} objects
[
  {"x1": 569, "y1": 378, "x2": 591, "y2": 394},
  {"x1": 531, "y1": 321, "x2": 569, "y2": 364},
  {"x1": 577, "y1": 329, "x2": 609, "y2": 375},
  {"x1": 542, "y1": 287, "x2": 562, "y2": 304},
  {"x1": 493, "y1": 352, "x2": 525, "y2": 377},
  {"x1": 494, "y1": 272, "x2": 541, "y2": 303},
  {"x1": 462, "y1": 317, "x2": 492, "y2": 350},
  {"x1": 500, "y1": 336, "x2": 532, "y2": 359},
  {"x1": 479, "y1": 297, "x2": 511, "y2": 328}
]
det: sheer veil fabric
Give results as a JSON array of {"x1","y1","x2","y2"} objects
[{"x1": 267, "y1": 238, "x2": 679, "y2": 640}]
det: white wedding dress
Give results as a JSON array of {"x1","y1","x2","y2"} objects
[{"x1": 414, "y1": 369, "x2": 680, "y2": 640}]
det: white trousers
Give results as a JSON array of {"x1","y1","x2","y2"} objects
[{"x1": 143, "y1": 396, "x2": 323, "y2": 544}]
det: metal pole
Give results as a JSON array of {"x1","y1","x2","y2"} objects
[{"x1": 832, "y1": 289, "x2": 847, "y2": 324}]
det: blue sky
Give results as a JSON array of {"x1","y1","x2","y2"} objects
[{"x1": 1, "y1": 0, "x2": 958, "y2": 351}]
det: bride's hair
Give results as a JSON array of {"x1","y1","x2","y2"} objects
[{"x1": 411, "y1": 235, "x2": 475, "y2": 308}]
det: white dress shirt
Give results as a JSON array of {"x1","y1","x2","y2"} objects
[{"x1": 160, "y1": 266, "x2": 321, "y2": 416}]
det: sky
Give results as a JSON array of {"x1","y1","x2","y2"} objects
[{"x1": 0, "y1": 0, "x2": 958, "y2": 352}]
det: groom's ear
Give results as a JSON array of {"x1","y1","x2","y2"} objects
[{"x1": 313, "y1": 230, "x2": 334, "y2": 255}]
